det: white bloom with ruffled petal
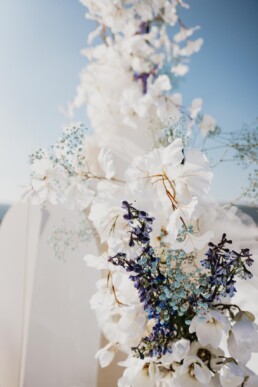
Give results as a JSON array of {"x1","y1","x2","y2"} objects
[
  {"x1": 220, "y1": 363, "x2": 245, "y2": 387},
  {"x1": 118, "y1": 357, "x2": 152, "y2": 387},
  {"x1": 23, "y1": 158, "x2": 67, "y2": 205},
  {"x1": 95, "y1": 342, "x2": 118, "y2": 368},
  {"x1": 174, "y1": 355, "x2": 212, "y2": 386},
  {"x1": 228, "y1": 313, "x2": 258, "y2": 364},
  {"x1": 189, "y1": 310, "x2": 230, "y2": 348},
  {"x1": 166, "y1": 196, "x2": 198, "y2": 242},
  {"x1": 189, "y1": 341, "x2": 224, "y2": 372},
  {"x1": 173, "y1": 230, "x2": 214, "y2": 254},
  {"x1": 160, "y1": 338, "x2": 190, "y2": 365},
  {"x1": 64, "y1": 176, "x2": 95, "y2": 210}
]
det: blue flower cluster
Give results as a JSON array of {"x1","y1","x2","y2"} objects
[
  {"x1": 109, "y1": 204, "x2": 254, "y2": 359},
  {"x1": 201, "y1": 233, "x2": 254, "y2": 301},
  {"x1": 109, "y1": 202, "x2": 205, "y2": 358}
]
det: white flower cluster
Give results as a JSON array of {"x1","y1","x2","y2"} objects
[
  {"x1": 68, "y1": 0, "x2": 217, "y2": 165},
  {"x1": 23, "y1": 1, "x2": 258, "y2": 386}
]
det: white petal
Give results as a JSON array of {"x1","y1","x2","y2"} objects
[
  {"x1": 194, "y1": 363, "x2": 211, "y2": 384},
  {"x1": 98, "y1": 147, "x2": 116, "y2": 180}
]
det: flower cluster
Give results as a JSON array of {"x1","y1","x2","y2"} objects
[
  {"x1": 106, "y1": 202, "x2": 258, "y2": 387},
  {"x1": 109, "y1": 202, "x2": 207, "y2": 358},
  {"x1": 24, "y1": 130, "x2": 258, "y2": 386},
  {"x1": 23, "y1": 1, "x2": 258, "y2": 386},
  {"x1": 68, "y1": 0, "x2": 217, "y2": 164},
  {"x1": 23, "y1": 124, "x2": 116, "y2": 208}
]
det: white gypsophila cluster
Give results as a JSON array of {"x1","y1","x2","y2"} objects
[{"x1": 23, "y1": 1, "x2": 258, "y2": 386}]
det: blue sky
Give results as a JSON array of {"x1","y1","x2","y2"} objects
[{"x1": 0, "y1": 0, "x2": 257, "y2": 204}]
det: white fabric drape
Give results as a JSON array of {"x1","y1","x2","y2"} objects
[
  {"x1": 0, "y1": 203, "x2": 41, "y2": 387},
  {"x1": 0, "y1": 203, "x2": 100, "y2": 387}
]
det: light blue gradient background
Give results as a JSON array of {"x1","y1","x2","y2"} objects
[{"x1": 0, "y1": 0, "x2": 257, "y2": 203}]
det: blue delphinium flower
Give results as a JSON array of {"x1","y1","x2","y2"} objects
[{"x1": 200, "y1": 233, "x2": 254, "y2": 302}]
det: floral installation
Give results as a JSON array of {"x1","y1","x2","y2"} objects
[{"x1": 23, "y1": 1, "x2": 258, "y2": 386}]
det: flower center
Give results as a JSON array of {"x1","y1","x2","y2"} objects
[
  {"x1": 197, "y1": 348, "x2": 211, "y2": 363},
  {"x1": 189, "y1": 364, "x2": 195, "y2": 377}
]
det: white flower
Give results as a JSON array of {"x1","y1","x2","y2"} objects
[
  {"x1": 160, "y1": 339, "x2": 190, "y2": 364},
  {"x1": 200, "y1": 114, "x2": 217, "y2": 136},
  {"x1": 227, "y1": 313, "x2": 258, "y2": 364},
  {"x1": 88, "y1": 182, "x2": 126, "y2": 243},
  {"x1": 220, "y1": 363, "x2": 245, "y2": 387},
  {"x1": 84, "y1": 252, "x2": 111, "y2": 271},
  {"x1": 95, "y1": 342, "x2": 118, "y2": 368},
  {"x1": 83, "y1": 135, "x2": 116, "y2": 179},
  {"x1": 118, "y1": 357, "x2": 152, "y2": 387},
  {"x1": 64, "y1": 176, "x2": 95, "y2": 210},
  {"x1": 126, "y1": 138, "x2": 184, "y2": 194},
  {"x1": 89, "y1": 279, "x2": 115, "y2": 311},
  {"x1": 25, "y1": 158, "x2": 67, "y2": 205},
  {"x1": 189, "y1": 341, "x2": 224, "y2": 371},
  {"x1": 118, "y1": 356, "x2": 172, "y2": 387},
  {"x1": 189, "y1": 310, "x2": 230, "y2": 348},
  {"x1": 171, "y1": 63, "x2": 189, "y2": 76},
  {"x1": 220, "y1": 364, "x2": 258, "y2": 387},
  {"x1": 174, "y1": 26, "x2": 200, "y2": 43},
  {"x1": 166, "y1": 196, "x2": 198, "y2": 242},
  {"x1": 118, "y1": 304, "x2": 147, "y2": 346},
  {"x1": 243, "y1": 366, "x2": 258, "y2": 387},
  {"x1": 174, "y1": 149, "x2": 213, "y2": 201},
  {"x1": 174, "y1": 355, "x2": 212, "y2": 386},
  {"x1": 98, "y1": 147, "x2": 116, "y2": 180},
  {"x1": 180, "y1": 38, "x2": 204, "y2": 56},
  {"x1": 189, "y1": 98, "x2": 203, "y2": 119},
  {"x1": 172, "y1": 230, "x2": 214, "y2": 254}
]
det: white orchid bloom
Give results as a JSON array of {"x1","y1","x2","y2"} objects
[
  {"x1": 118, "y1": 305, "x2": 147, "y2": 347},
  {"x1": 89, "y1": 279, "x2": 115, "y2": 311},
  {"x1": 166, "y1": 195, "x2": 198, "y2": 237},
  {"x1": 173, "y1": 149, "x2": 213, "y2": 202},
  {"x1": 189, "y1": 310, "x2": 230, "y2": 348},
  {"x1": 160, "y1": 339, "x2": 190, "y2": 365},
  {"x1": 174, "y1": 355, "x2": 212, "y2": 386},
  {"x1": 118, "y1": 356, "x2": 172, "y2": 387},
  {"x1": 189, "y1": 341, "x2": 224, "y2": 371},
  {"x1": 126, "y1": 138, "x2": 184, "y2": 193},
  {"x1": 118, "y1": 357, "x2": 153, "y2": 387},
  {"x1": 219, "y1": 363, "x2": 245, "y2": 387},
  {"x1": 228, "y1": 313, "x2": 258, "y2": 364},
  {"x1": 95, "y1": 342, "x2": 118, "y2": 368},
  {"x1": 25, "y1": 157, "x2": 67, "y2": 205},
  {"x1": 84, "y1": 252, "x2": 112, "y2": 271},
  {"x1": 64, "y1": 176, "x2": 95, "y2": 210},
  {"x1": 242, "y1": 366, "x2": 258, "y2": 387}
]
